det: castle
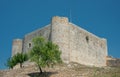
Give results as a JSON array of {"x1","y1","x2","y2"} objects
[{"x1": 12, "y1": 16, "x2": 108, "y2": 67}]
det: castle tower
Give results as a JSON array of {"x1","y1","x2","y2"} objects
[
  {"x1": 12, "y1": 39, "x2": 23, "y2": 56},
  {"x1": 51, "y1": 16, "x2": 70, "y2": 63}
]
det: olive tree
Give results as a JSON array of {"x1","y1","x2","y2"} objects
[
  {"x1": 29, "y1": 36, "x2": 62, "y2": 74},
  {"x1": 6, "y1": 53, "x2": 28, "y2": 69}
]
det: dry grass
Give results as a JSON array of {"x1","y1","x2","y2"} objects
[{"x1": 0, "y1": 62, "x2": 120, "y2": 77}]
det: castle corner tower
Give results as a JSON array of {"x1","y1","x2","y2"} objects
[
  {"x1": 51, "y1": 16, "x2": 70, "y2": 63},
  {"x1": 12, "y1": 39, "x2": 23, "y2": 56}
]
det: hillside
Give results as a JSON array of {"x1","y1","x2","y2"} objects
[{"x1": 0, "y1": 62, "x2": 120, "y2": 77}]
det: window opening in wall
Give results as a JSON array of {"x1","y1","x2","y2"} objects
[
  {"x1": 28, "y1": 43, "x2": 32, "y2": 48},
  {"x1": 86, "y1": 36, "x2": 89, "y2": 43}
]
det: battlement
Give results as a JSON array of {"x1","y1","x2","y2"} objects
[{"x1": 52, "y1": 16, "x2": 69, "y2": 25}]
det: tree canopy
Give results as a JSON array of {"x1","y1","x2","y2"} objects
[
  {"x1": 6, "y1": 53, "x2": 28, "y2": 69},
  {"x1": 29, "y1": 36, "x2": 62, "y2": 73}
]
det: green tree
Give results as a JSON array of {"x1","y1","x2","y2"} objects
[
  {"x1": 29, "y1": 36, "x2": 62, "y2": 74},
  {"x1": 6, "y1": 53, "x2": 28, "y2": 69},
  {"x1": 14, "y1": 53, "x2": 28, "y2": 68},
  {"x1": 6, "y1": 58, "x2": 16, "y2": 69}
]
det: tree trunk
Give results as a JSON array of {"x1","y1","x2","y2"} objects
[
  {"x1": 20, "y1": 63, "x2": 22, "y2": 68},
  {"x1": 38, "y1": 66, "x2": 42, "y2": 74}
]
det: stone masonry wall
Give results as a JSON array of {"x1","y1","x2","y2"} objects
[
  {"x1": 69, "y1": 23, "x2": 107, "y2": 67},
  {"x1": 50, "y1": 16, "x2": 108, "y2": 67},
  {"x1": 51, "y1": 16, "x2": 70, "y2": 63},
  {"x1": 12, "y1": 39, "x2": 23, "y2": 56},
  {"x1": 22, "y1": 25, "x2": 51, "y2": 53},
  {"x1": 51, "y1": 16, "x2": 107, "y2": 67}
]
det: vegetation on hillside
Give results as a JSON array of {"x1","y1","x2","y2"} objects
[
  {"x1": 2, "y1": 62, "x2": 120, "y2": 77},
  {"x1": 6, "y1": 53, "x2": 28, "y2": 69}
]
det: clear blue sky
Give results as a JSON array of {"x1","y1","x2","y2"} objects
[{"x1": 0, "y1": 0, "x2": 120, "y2": 69}]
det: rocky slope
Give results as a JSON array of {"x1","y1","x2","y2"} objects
[{"x1": 0, "y1": 62, "x2": 120, "y2": 77}]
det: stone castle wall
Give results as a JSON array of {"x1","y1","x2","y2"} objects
[
  {"x1": 22, "y1": 25, "x2": 51, "y2": 53},
  {"x1": 69, "y1": 23, "x2": 107, "y2": 67},
  {"x1": 12, "y1": 16, "x2": 108, "y2": 67},
  {"x1": 51, "y1": 16, "x2": 70, "y2": 63},
  {"x1": 51, "y1": 16, "x2": 107, "y2": 67}
]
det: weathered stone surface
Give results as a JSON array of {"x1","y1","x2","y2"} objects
[
  {"x1": 22, "y1": 24, "x2": 51, "y2": 53},
  {"x1": 51, "y1": 16, "x2": 70, "y2": 63},
  {"x1": 107, "y1": 56, "x2": 120, "y2": 67},
  {"x1": 12, "y1": 16, "x2": 108, "y2": 67},
  {"x1": 12, "y1": 39, "x2": 22, "y2": 56},
  {"x1": 69, "y1": 23, "x2": 107, "y2": 67}
]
